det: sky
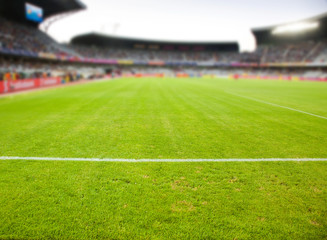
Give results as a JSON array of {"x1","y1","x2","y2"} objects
[{"x1": 45, "y1": 0, "x2": 327, "y2": 51}]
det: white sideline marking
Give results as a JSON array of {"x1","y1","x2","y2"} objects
[
  {"x1": 0, "y1": 156, "x2": 326, "y2": 162},
  {"x1": 225, "y1": 91, "x2": 327, "y2": 120}
]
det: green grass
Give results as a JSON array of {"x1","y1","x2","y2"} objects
[
  {"x1": 0, "y1": 78, "x2": 327, "y2": 239},
  {"x1": 1, "y1": 161, "x2": 326, "y2": 239},
  {"x1": 0, "y1": 78, "x2": 326, "y2": 158}
]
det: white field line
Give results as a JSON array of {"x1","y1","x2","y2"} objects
[
  {"x1": 225, "y1": 91, "x2": 327, "y2": 120},
  {"x1": 0, "y1": 156, "x2": 326, "y2": 162}
]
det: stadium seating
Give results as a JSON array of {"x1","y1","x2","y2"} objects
[
  {"x1": 0, "y1": 17, "x2": 75, "y2": 57},
  {"x1": 1, "y1": 16, "x2": 327, "y2": 64},
  {"x1": 1, "y1": 17, "x2": 327, "y2": 81},
  {"x1": 69, "y1": 41, "x2": 327, "y2": 64},
  {"x1": 256, "y1": 41, "x2": 326, "y2": 63},
  {"x1": 0, "y1": 56, "x2": 105, "y2": 80}
]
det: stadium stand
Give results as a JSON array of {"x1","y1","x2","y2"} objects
[
  {"x1": 69, "y1": 33, "x2": 240, "y2": 63},
  {"x1": 69, "y1": 37, "x2": 327, "y2": 64},
  {"x1": 0, "y1": 0, "x2": 327, "y2": 89},
  {"x1": 0, "y1": 55, "x2": 106, "y2": 81},
  {"x1": 69, "y1": 44, "x2": 239, "y2": 62},
  {"x1": 0, "y1": 17, "x2": 75, "y2": 57}
]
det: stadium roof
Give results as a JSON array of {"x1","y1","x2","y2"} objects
[
  {"x1": 0, "y1": 0, "x2": 86, "y2": 26},
  {"x1": 71, "y1": 33, "x2": 240, "y2": 52},
  {"x1": 252, "y1": 13, "x2": 327, "y2": 45}
]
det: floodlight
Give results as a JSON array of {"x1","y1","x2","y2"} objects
[{"x1": 272, "y1": 22, "x2": 319, "y2": 35}]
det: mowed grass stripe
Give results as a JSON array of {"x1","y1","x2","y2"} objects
[{"x1": 0, "y1": 78, "x2": 326, "y2": 159}]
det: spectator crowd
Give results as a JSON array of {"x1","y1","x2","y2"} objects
[{"x1": 0, "y1": 16, "x2": 327, "y2": 82}]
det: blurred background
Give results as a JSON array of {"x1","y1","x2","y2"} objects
[{"x1": 0, "y1": 0, "x2": 327, "y2": 93}]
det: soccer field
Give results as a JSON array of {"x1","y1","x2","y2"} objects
[
  {"x1": 0, "y1": 78, "x2": 327, "y2": 239},
  {"x1": 1, "y1": 77, "x2": 327, "y2": 158}
]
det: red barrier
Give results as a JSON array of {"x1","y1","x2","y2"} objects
[{"x1": 0, "y1": 77, "x2": 62, "y2": 94}]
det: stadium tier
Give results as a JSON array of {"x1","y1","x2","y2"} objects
[
  {"x1": 0, "y1": 17, "x2": 75, "y2": 57},
  {"x1": 1, "y1": 20, "x2": 326, "y2": 65},
  {"x1": 1, "y1": 10, "x2": 327, "y2": 84}
]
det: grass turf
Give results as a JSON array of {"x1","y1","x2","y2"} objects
[
  {"x1": 0, "y1": 77, "x2": 326, "y2": 158},
  {"x1": 0, "y1": 77, "x2": 327, "y2": 239},
  {"x1": 0, "y1": 161, "x2": 326, "y2": 239}
]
